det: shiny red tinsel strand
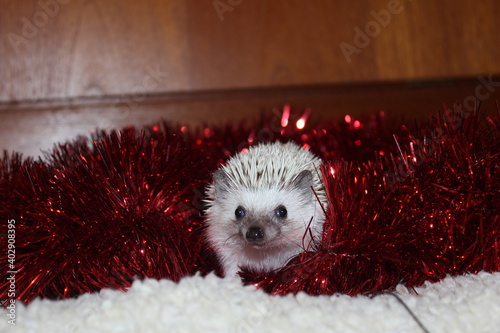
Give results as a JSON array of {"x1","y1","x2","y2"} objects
[
  {"x1": 241, "y1": 106, "x2": 499, "y2": 295},
  {"x1": 1, "y1": 104, "x2": 499, "y2": 304},
  {"x1": 1, "y1": 129, "x2": 217, "y2": 303}
]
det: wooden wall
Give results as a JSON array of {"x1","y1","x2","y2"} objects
[{"x1": 1, "y1": 0, "x2": 500, "y2": 156}]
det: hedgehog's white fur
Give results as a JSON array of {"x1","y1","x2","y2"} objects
[{"x1": 205, "y1": 141, "x2": 327, "y2": 277}]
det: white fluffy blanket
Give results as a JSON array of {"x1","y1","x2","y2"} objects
[{"x1": 1, "y1": 272, "x2": 499, "y2": 333}]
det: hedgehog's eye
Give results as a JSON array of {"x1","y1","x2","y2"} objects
[
  {"x1": 275, "y1": 205, "x2": 287, "y2": 218},
  {"x1": 235, "y1": 206, "x2": 246, "y2": 219}
]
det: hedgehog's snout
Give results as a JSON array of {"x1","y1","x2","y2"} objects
[
  {"x1": 245, "y1": 226, "x2": 265, "y2": 243},
  {"x1": 243, "y1": 222, "x2": 280, "y2": 246}
]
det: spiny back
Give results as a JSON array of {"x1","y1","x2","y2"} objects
[{"x1": 217, "y1": 142, "x2": 325, "y2": 202}]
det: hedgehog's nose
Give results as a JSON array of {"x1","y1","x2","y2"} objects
[{"x1": 245, "y1": 227, "x2": 264, "y2": 242}]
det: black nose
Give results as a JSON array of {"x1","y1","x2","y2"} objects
[{"x1": 245, "y1": 227, "x2": 264, "y2": 242}]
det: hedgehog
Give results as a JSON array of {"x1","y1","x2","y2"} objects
[{"x1": 205, "y1": 141, "x2": 327, "y2": 277}]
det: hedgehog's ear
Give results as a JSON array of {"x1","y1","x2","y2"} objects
[
  {"x1": 213, "y1": 169, "x2": 230, "y2": 199},
  {"x1": 292, "y1": 170, "x2": 313, "y2": 197}
]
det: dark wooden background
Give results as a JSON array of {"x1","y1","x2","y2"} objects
[{"x1": 1, "y1": 0, "x2": 499, "y2": 157}]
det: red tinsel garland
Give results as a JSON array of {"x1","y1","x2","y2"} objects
[
  {"x1": 1, "y1": 104, "x2": 499, "y2": 304},
  {"x1": 1, "y1": 129, "x2": 217, "y2": 303},
  {"x1": 242, "y1": 106, "x2": 500, "y2": 295}
]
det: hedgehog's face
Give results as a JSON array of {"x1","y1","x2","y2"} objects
[
  {"x1": 231, "y1": 198, "x2": 291, "y2": 247},
  {"x1": 210, "y1": 170, "x2": 319, "y2": 250}
]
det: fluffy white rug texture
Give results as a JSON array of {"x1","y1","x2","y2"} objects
[{"x1": 1, "y1": 271, "x2": 499, "y2": 333}]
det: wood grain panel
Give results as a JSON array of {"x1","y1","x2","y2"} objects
[{"x1": 1, "y1": 0, "x2": 499, "y2": 103}]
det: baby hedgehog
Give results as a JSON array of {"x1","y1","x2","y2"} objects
[{"x1": 205, "y1": 141, "x2": 327, "y2": 277}]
